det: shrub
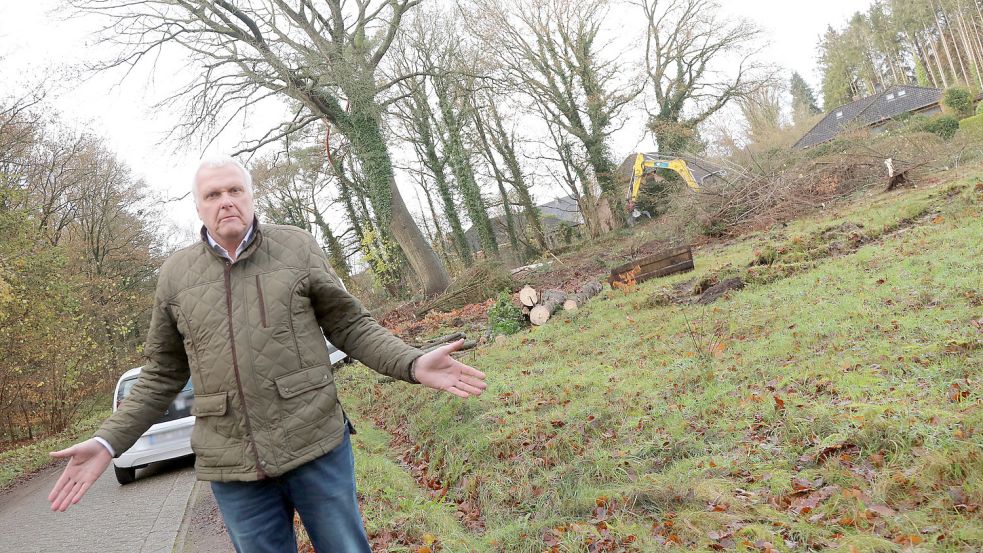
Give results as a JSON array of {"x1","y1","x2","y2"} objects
[
  {"x1": 487, "y1": 291, "x2": 525, "y2": 337},
  {"x1": 942, "y1": 86, "x2": 974, "y2": 119},
  {"x1": 918, "y1": 115, "x2": 960, "y2": 140},
  {"x1": 976, "y1": 101, "x2": 983, "y2": 116}
]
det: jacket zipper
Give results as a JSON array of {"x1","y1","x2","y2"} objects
[
  {"x1": 255, "y1": 274, "x2": 267, "y2": 327},
  {"x1": 225, "y1": 261, "x2": 268, "y2": 479}
]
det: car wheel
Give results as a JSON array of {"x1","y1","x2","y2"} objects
[{"x1": 114, "y1": 465, "x2": 136, "y2": 485}]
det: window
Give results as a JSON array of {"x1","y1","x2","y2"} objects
[
  {"x1": 898, "y1": 89, "x2": 907, "y2": 97},
  {"x1": 835, "y1": 111, "x2": 843, "y2": 118},
  {"x1": 886, "y1": 93, "x2": 895, "y2": 100}
]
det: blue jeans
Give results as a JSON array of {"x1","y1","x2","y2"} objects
[{"x1": 210, "y1": 429, "x2": 371, "y2": 553}]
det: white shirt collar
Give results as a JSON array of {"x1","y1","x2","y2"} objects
[{"x1": 206, "y1": 223, "x2": 254, "y2": 261}]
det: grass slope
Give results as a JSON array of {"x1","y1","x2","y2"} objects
[{"x1": 346, "y1": 175, "x2": 982, "y2": 552}]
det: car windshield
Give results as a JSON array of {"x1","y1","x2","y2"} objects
[{"x1": 117, "y1": 376, "x2": 194, "y2": 423}]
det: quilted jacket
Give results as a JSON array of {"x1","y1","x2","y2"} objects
[{"x1": 95, "y1": 223, "x2": 423, "y2": 481}]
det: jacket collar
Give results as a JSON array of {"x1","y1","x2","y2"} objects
[{"x1": 200, "y1": 217, "x2": 262, "y2": 263}]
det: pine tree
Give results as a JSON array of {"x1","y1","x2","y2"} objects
[{"x1": 790, "y1": 72, "x2": 821, "y2": 123}]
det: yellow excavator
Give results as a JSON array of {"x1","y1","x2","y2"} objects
[{"x1": 624, "y1": 153, "x2": 723, "y2": 221}]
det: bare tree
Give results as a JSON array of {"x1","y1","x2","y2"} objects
[
  {"x1": 251, "y1": 140, "x2": 353, "y2": 285},
  {"x1": 467, "y1": 0, "x2": 639, "y2": 221},
  {"x1": 479, "y1": 96, "x2": 549, "y2": 252},
  {"x1": 638, "y1": 0, "x2": 774, "y2": 153},
  {"x1": 394, "y1": 75, "x2": 474, "y2": 264},
  {"x1": 72, "y1": 0, "x2": 450, "y2": 295}
]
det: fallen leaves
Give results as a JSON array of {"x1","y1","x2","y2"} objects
[
  {"x1": 866, "y1": 504, "x2": 897, "y2": 517},
  {"x1": 893, "y1": 534, "x2": 923, "y2": 546},
  {"x1": 540, "y1": 499, "x2": 640, "y2": 552},
  {"x1": 773, "y1": 395, "x2": 786, "y2": 412},
  {"x1": 949, "y1": 487, "x2": 980, "y2": 513},
  {"x1": 948, "y1": 381, "x2": 971, "y2": 402},
  {"x1": 790, "y1": 485, "x2": 840, "y2": 515}
]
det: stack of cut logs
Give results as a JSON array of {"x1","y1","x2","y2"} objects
[{"x1": 518, "y1": 281, "x2": 603, "y2": 325}]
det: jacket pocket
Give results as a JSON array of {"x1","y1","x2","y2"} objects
[
  {"x1": 275, "y1": 365, "x2": 332, "y2": 399},
  {"x1": 189, "y1": 391, "x2": 241, "y2": 468},
  {"x1": 191, "y1": 391, "x2": 228, "y2": 417}
]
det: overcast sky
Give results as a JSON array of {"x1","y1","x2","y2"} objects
[{"x1": 0, "y1": 0, "x2": 873, "y2": 236}]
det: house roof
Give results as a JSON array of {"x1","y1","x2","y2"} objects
[
  {"x1": 536, "y1": 194, "x2": 583, "y2": 225},
  {"x1": 793, "y1": 85, "x2": 943, "y2": 149},
  {"x1": 462, "y1": 194, "x2": 584, "y2": 249}
]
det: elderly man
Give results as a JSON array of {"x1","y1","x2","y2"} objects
[{"x1": 47, "y1": 156, "x2": 487, "y2": 552}]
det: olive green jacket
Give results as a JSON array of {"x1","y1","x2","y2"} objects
[{"x1": 96, "y1": 223, "x2": 422, "y2": 481}]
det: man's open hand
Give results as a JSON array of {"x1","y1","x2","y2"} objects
[
  {"x1": 413, "y1": 339, "x2": 487, "y2": 398},
  {"x1": 47, "y1": 438, "x2": 112, "y2": 512}
]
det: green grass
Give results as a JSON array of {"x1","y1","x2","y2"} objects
[
  {"x1": 0, "y1": 407, "x2": 111, "y2": 490},
  {"x1": 344, "y1": 172, "x2": 982, "y2": 551}
]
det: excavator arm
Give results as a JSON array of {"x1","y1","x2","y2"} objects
[{"x1": 626, "y1": 153, "x2": 701, "y2": 210}]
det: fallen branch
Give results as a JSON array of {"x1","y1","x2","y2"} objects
[{"x1": 413, "y1": 332, "x2": 466, "y2": 351}]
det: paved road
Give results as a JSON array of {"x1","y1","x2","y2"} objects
[{"x1": 0, "y1": 457, "x2": 196, "y2": 553}]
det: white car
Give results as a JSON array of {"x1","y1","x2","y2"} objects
[
  {"x1": 111, "y1": 341, "x2": 348, "y2": 485},
  {"x1": 111, "y1": 367, "x2": 195, "y2": 485}
]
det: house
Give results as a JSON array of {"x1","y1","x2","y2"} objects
[
  {"x1": 794, "y1": 85, "x2": 944, "y2": 149},
  {"x1": 463, "y1": 194, "x2": 585, "y2": 260}
]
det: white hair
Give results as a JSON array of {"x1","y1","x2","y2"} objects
[{"x1": 192, "y1": 155, "x2": 253, "y2": 203}]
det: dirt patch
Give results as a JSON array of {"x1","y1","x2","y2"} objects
[{"x1": 695, "y1": 277, "x2": 745, "y2": 305}]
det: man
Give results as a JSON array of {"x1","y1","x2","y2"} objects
[{"x1": 47, "y1": 156, "x2": 487, "y2": 552}]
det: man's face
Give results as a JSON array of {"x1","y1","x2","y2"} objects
[{"x1": 195, "y1": 163, "x2": 255, "y2": 247}]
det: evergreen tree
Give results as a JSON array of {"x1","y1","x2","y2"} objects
[{"x1": 790, "y1": 72, "x2": 821, "y2": 122}]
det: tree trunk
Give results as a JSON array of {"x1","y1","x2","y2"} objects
[
  {"x1": 311, "y1": 208, "x2": 353, "y2": 287},
  {"x1": 419, "y1": 181, "x2": 453, "y2": 270},
  {"x1": 337, "y1": 178, "x2": 366, "y2": 250},
  {"x1": 410, "y1": 87, "x2": 473, "y2": 265},
  {"x1": 934, "y1": 0, "x2": 962, "y2": 84},
  {"x1": 562, "y1": 280, "x2": 603, "y2": 310},
  {"x1": 969, "y1": 3, "x2": 983, "y2": 87},
  {"x1": 472, "y1": 102, "x2": 521, "y2": 257},
  {"x1": 944, "y1": 9, "x2": 972, "y2": 85},
  {"x1": 530, "y1": 289, "x2": 567, "y2": 325},
  {"x1": 487, "y1": 103, "x2": 548, "y2": 252},
  {"x1": 954, "y1": 5, "x2": 983, "y2": 88},
  {"x1": 349, "y1": 120, "x2": 449, "y2": 296},
  {"x1": 388, "y1": 173, "x2": 449, "y2": 295},
  {"x1": 911, "y1": 33, "x2": 940, "y2": 88},
  {"x1": 435, "y1": 87, "x2": 498, "y2": 257}
]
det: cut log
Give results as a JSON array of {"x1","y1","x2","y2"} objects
[
  {"x1": 518, "y1": 285, "x2": 539, "y2": 307},
  {"x1": 562, "y1": 281, "x2": 603, "y2": 311},
  {"x1": 509, "y1": 261, "x2": 551, "y2": 280},
  {"x1": 529, "y1": 289, "x2": 566, "y2": 325},
  {"x1": 609, "y1": 245, "x2": 694, "y2": 287}
]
